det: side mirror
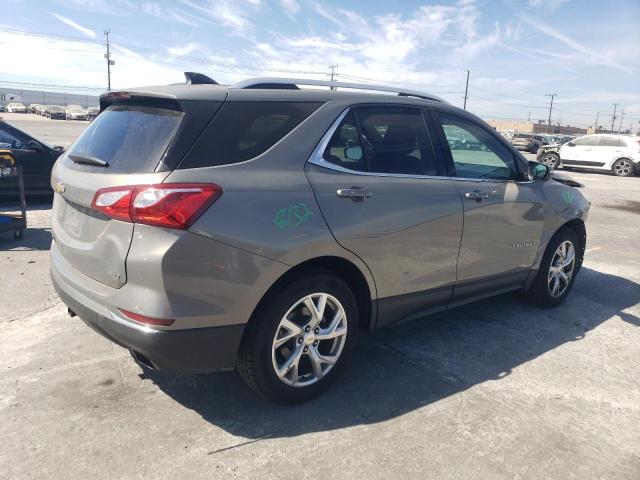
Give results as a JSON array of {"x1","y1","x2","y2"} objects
[
  {"x1": 25, "y1": 140, "x2": 44, "y2": 152},
  {"x1": 567, "y1": 141, "x2": 576, "y2": 147},
  {"x1": 529, "y1": 161, "x2": 550, "y2": 181},
  {"x1": 344, "y1": 146, "x2": 363, "y2": 161}
]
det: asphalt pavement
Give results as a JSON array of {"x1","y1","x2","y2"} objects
[{"x1": 0, "y1": 123, "x2": 638, "y2": 479}]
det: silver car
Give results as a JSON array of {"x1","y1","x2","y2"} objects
[{"x1": 50, "y1": 75, "x2": 589, "y2": 403}]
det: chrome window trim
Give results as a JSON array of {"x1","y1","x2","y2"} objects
[{"x1": 307, "y1": 106, "x2": 529, "y2": 183}]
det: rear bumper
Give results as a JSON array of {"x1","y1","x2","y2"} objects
[{"x1": 52, "y1": 269, "x2": 244, "y2": 373}]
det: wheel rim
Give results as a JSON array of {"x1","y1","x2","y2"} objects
[
  {"x1": 271, "y1": 293, "x2": 347, "y2": 387},
  {"x1": 547, "y1": 241, "x2": 576, "y2": 298},
  {"x1": 543, "y1": 154, "x2": 558, "y2": 168},
  {"x1": 614, "y1": 160, "x2": 632, "y2": 176}
]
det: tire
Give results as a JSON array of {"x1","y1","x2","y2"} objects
[
  {"x1": 238, "y1": 271, "x2": 358, "y2": 403},
  {"x1": 612, "y1": 158, "x2": 634, "y2": 177},
  {"x1": 541, "y1": 152, "x2": 560, "y2": 169},
  {"x1": 524, "y1": 227, "x2": 581, "y2": 308}
]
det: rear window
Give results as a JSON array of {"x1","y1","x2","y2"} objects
[
  {"x1": 65, "y1": 105, "x2": 183, "y2": 173},
  {"x1": 180, "y1": 101, "x2": 322, "y2": 169}
]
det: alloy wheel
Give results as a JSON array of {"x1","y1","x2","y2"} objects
[
  {"x1": 271, "y1": 293, "x2": 347, "y2": 387},
  {"x1": 613, "y1": 159, "x2": 632, "y2": 176},
  {"x1": 548, "y1": 241, "x2": 576, "y2": 298},
  {"x1": 543, "y1": 153, "x2": 559, "y2": 169}
]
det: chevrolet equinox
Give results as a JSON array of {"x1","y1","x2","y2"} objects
[{"x1": 51, "y1": 74, "x2": 589, "y2": 403}]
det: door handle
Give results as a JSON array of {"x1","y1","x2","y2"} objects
[
  {"x1": 336, "y1": 187, "x2": 373, "y2": 201},
  {"x1": 465, "y1": 190, "x2": 489, "y2": 201}
]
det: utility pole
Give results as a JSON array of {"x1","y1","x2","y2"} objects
[
  {"x1": 545, "y1": 93, "x2": 557, "y2": 134},
  {"x1": 527, "y1": 111, "x2": 530, "y2": 122},
  {"x1": 463, "y1": 69, "x2": 470, "y2": 110},
  {"x1": 610, "y1": 104, "x2": 618, "y2": 132},
  {"x1": 617, "y1": 109, "x2": 624, "y2": 133},
  {"x1": 328, "y1": 64, "x2": 338, "y2": 91},
  {"x1": 594, "y1": 111, "x2": 600, "y2": 132},
  {"x1": 104, "y1": 29, "x2": 114, "y2": 90}
]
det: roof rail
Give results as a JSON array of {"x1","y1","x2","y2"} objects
[{"x1": 230, "y1": 77, "x2": 447, "y2": 103}]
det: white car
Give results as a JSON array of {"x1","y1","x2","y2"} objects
[
  {"x1": 6, "y1": 102, "x2": 27, "y2": 113},
  {"x1": 65, "y1": 107, "x2": 88, "y2": 120},
  {"x1": 559, "y1": 134, "x2": 640, "y2": 177}
]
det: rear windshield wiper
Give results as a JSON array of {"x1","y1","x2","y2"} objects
[{"x1": 69, "y1": 154, "x2": 109, "y2": 167}]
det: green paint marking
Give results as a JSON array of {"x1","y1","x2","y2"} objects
[
  {"x1": 561, "y1": 191, "x2": 575, "y2": 205},
  {"x1": 274, "y1": 202, "x2": 314, "y2": 229}
]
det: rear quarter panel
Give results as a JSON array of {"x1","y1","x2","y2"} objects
[{"x1": 164, "y1": 100, "x2": 378, "y2": 298}]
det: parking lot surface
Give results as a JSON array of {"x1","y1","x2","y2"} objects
[
  {"x1": 0, "y1": 112, "x2": 88, "y2": 148},
  {"x1": 1, "y1": 150, "x2": 639, "y2": 477}
]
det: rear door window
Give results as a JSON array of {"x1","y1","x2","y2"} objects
[
  {"x1": 65, "y1": 105, "x2": 183, "y2": 173},
  {"x1": 322, "y1": 106, "x2": 440, "y2": 176},
  {"x1": 180, "y1": 101, "x2": 322, "y2": 168}
]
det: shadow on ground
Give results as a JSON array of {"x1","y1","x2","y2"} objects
[
  {"x1": 143, "y1": 267, "x2": 640, "y2": 440},
  {"x1": 0, "y1": 227, "x2": 51, "y2": 251}
]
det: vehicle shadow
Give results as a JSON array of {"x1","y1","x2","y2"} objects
[
  {"x1": 143, "y1": 267, "x2": 639, "y2": 439},
  {"x1": 0, "y1": 226, "x2": 51, "y2": 251},
  {"x1": 0, "y1": 199, "x2": 53, "y2": 250}
]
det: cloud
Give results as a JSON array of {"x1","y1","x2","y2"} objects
[
  {"x1": 527, "y1": 0, "x2": 570, "y2": 12},
  {"x1": 50, "y1": 13, "x2": 96, "y2": 38},
  {"x1": 167, "y1": 42, "x2": 200, "y2": 57},
  {"x1": 280, "y1": 0, "x2": 300, "y2": 15},
  {"x1": 177, "y1": 0, "x2": 256, "y2": 30},
  {"x1": 521, "y1": 17, "x2": 637, "y2": 75},
  {"x1": 0, "y1": 30, "x2": 182, "y2": 90}
]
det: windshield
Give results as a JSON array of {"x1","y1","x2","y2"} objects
[{"x1": 66, "y1": 104, "x2": 183, "y2": 173}]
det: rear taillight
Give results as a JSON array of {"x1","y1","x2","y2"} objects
[{"x1": 91, "y1": 183, "x2": 222, "y2": 229}]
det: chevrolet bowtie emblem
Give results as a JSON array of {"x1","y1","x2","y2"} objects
[{"x1": 54, "y1": 180, "x2": 66, "y2": 194}]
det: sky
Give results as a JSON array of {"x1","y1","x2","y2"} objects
[{"x1": 0, "y1": 0, "x2": 639, "y2": 129}]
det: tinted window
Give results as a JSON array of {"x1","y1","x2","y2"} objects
[
  {"x1": 573, "y1": 136, "x2": 599, "y2": 146},
  {"x1": 437, "y1": 112, "x2": 519, "y2": 180},
  {"x1": 181, "y1": 102, "x2": 321, "y2": 168},
  {"x1": 65, "y1": 105, "x2": 183, "y2": 173},
  {"x1": 323, "y1": 106, "x2": 438, "y2": 176},
  {"x1": 598, "y1": 136, "x2": 626, "y2": 147},
  {"x1": 322, "y1": 111, "x2": 366, "y2": 171},
  {"x1": 0, "y1": 124, "x2": 25, "y2": 149}
]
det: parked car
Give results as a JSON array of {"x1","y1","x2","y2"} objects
[
  {"x1": 27, "y1": 104, "x2": 41, "y2": 114},
  {"x1": 0, "y1": 104, "x2": 5, "y2": 112},
  {"x1": 50, "y1": 75, "x2": 589, "y2": 403},
  {"x1": 65, "y1": 107, "x2": 88, "y2": 121},
  {"x1": 558, "y1": 134, "x2": 640, "y2": 176},
  {"x1": 0, "y1": 119, "x2": 64, "y2": 194},
  {"x1": 86, "y1": 107, "x2": 99, "y2": 121},
  {"x1": 34, "y1": 104, "x2": 48, "y2": 116},
  {"x1": 510, "y1": 133, "x2": 547, "y2": 153},
  {"x1": 45, "y1": 105, "x2": 66, "y2": 119},
  {"x1": 536, "y1": 136, "x2": 577, "y2": 169},
  {"x1": 6, "y1": 102, "x2": 27, "y2": 113}
]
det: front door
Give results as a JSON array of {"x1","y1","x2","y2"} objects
[
  {"x1": 306, "y1": 106, "x2": 463, "y2": 327},
  {"x1": 431, "y1": 110, "x2": 545, "y2": 300}
]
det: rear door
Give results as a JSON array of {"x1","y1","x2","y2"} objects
[
  {"x1": 50, "y1": 103, "x2": 189, "y2": 288},
  {"x1": 306, "y1": 105, "x2": 463, "y2": 326},
  {"x1": 429, "y1": 110, "x2": 545, "y2": 300}
]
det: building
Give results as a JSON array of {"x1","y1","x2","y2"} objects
[
  {"x1": 0, "y1": 87, "x2": 99, "y2": 108},
  {"x1": 485, "y1": 119, "x2": 588, "y2": 135}
]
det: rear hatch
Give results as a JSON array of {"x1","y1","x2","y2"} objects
[{"x1": 51, "y1": 91, "x2": 223, "y2": 288}]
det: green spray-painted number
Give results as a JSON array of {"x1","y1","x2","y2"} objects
[
  {"x1": 561, "y1": 191, "x2": 575, "y2": 205},
  {"x1": 274, "y1": 202, "x2": 314, "y2": 229}
]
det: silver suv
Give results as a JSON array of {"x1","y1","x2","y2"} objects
[{"x1": 51, "y1": 75, "x2": 589, "y2": 403}]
